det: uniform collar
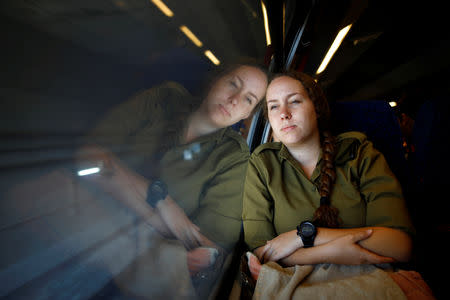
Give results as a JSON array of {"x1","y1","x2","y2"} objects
[
  {"x1": 177, "y1": 126, "x2": 228, "y2": 146},
  {"x1": 278, "y1": 143, "x2": 323, "y2": 162},
  {"x1": 214, "y1": 127, "x2": 228, "y2": 143},
  {"x1": 198, "y1": 127, "x2": 228, "y2": 143},
  {"x1": 278, "y1": 143, "x2": 292, "y2": 161},
  {"x1": 278, "y1": 143, "x2": 323, "y2": 181}
]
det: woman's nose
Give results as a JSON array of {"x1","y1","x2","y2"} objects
[
  {"x1": 228, "y1": 93, "x2": 239, "y2": 105},
  {"x1": 280, "y1": 107, "x2": 291, "y2": 120}
]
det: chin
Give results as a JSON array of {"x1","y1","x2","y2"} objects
[
  {"x1": 211, "y1": 118, "x2": 230, "y2": 129},
  {"x1": 279, "y1": 135, "x2": 303, "y2": 146},
  {"x1": 210, "y1": 113, "x2": 227, "y2": 125}
]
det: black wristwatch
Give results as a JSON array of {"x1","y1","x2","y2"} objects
[
  {"x1": 297, "y1": 221, "x2": 317, "y2": 248},
  {"x1": 146, "y1": 179, "x2": 168, "y2": 207}
]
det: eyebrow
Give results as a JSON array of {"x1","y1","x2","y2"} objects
[
  {"x1": 236, "y1": 75, "x2": 258, "y2": 101},
  {"x1": 267, "y1": 92, "x2": 300, "y2": 103}
]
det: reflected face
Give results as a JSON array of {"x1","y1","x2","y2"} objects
[
  {"x1": 266, "y1": 76, "x2": 319, "y2": 146},
  {"x1": 203, "y1": 65, "x2": 267, "y2": 128}
]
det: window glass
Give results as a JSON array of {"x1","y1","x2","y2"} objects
[{"x1": 0, "y1": 1, "x2": 266, "y2": 299}]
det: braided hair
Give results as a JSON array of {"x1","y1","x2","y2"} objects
[
  {"x1": 266, "y1": 71, "x2": 341, "y2": 228},
  {"x1": 314, "y1": 130, "x2": 340, "y2": 228}
]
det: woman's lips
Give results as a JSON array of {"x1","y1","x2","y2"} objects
[
  {"x1": 219, "y1": 104, "x2": 231, "y2": 117},
  {"x1": 281, "y1": 125, "x2": 297, "y2": 132}
]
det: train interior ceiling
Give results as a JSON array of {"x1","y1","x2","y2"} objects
[{"x1": 1, "y1": 0, "x2": 449, "y2": 299}]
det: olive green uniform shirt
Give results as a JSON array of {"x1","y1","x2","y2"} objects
[
  {"x1": 243, "y1": 131, "x2": 414, "y2": 250},
  {"x1": 87, "y1": 82, "x2": 249, "y2": 251},
  {"x1": 87, "y1": 81, "x2": 197, "y2": 178},
  {"x1": 160, "y1": 128, "x2": 249, "y2": 251}
]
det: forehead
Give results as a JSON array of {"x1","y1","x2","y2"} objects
[
  {"x1": 267, "y1": 76, "x2": 307, "y2": 98},
  {"x1": 227, "y1": 65, "x2": 268, "y2": 98}
]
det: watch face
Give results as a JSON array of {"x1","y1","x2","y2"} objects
[
  {"x1": 151, "y1": 180, "x2": 168, "y2": 199},
  {"x1": 301, "y1": 223, "x2": 315, "y2": 237},
  {"x1": 152, "y1": 184, "x2": 164, "y2": 194},
  {"x1": 298, "y1": 221, "x2": 316, "y2": 248}
]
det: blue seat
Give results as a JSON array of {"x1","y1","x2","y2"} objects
[
  {"x1": 330, "y1": 100, "x2": 408, "y2": 187},
  {"x1": 409, "y1": 97, "x2": 450, "y2": 221}
]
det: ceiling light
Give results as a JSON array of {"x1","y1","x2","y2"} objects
[
  {"x1": 389, "y1": 101, "x2": 398, "y2": 107},
  {"x1": 316, "y1": 24, "x2": 352, "y2": 75},
  {"x1": 179, "y1": 26, "x2": 203, "y2": 47},
  {"x1": 150, "y1": 0, "x2": 174, "y2": 17},
  {"x1": 77, "y1": 167, "x2": 100, "y2": 176},
  {"x1": 204, "y1": 50, "x2": 220, "y2": 65},
  {"x1": 261, "y1": 1, "x2": 271, "y2": 46}
]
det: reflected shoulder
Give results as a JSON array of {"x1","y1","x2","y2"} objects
[
  {"x1": 224, "y1": 127, "x2": 250, "y2": 153},
  {"x1": 159, "y1": 81, "x2": 190, "y2": 96}
]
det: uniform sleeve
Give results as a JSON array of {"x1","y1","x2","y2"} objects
[
  {"x1": 190, "y1": 149, "x2": 249, "y2": 252},
  {"x1": 242, "y1": 154, "x2": 277, "y2": 250},
  {"x1": 356, "y1": 140, "x2": 415, "y2": 235}
]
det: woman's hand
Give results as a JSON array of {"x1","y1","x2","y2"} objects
[
  {"x1": 258, "y1": 230, "x2": 302, "y2": 263},
  {"x1": 186, "y1": 247, "x2": 218, "y2": 276},
  {"x1": 156, "y1": 195, "x2": 203, "y2": 249},
  {"x1": 247, "y1": 251, "x2": 262, "y2": 281},
  {"x1": 322, "y1": 229, "x2": 396, "y2": 265}
]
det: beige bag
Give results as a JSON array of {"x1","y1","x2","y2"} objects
[
  {"x1": 114, "y1": 231, "x2": 197, "y2": 300},
  {"x1": 253, "y1": 262, "x2": 408, "y2": 300}
]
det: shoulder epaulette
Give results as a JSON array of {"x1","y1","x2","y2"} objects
[
  {"x1": 336, "y1": 131, "x2": 367, "y2": 143},
  {"x1": 335, "y1": 131, "x2": 368, "y2": 165}
]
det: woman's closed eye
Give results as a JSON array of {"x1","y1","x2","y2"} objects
[
  {"x1": 289, "y1": 99, "x2": 302, "y2": 105},
  {"x1": 230, "y1": 78, "x2": 241, "y2": 89}
]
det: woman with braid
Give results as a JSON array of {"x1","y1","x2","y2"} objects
[{"x1": 242, "y1": 71, "x2": 416, "y2": 298}]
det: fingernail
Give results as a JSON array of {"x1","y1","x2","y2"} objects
[{"x1": 207, "y1": 248, "x2": 218, "y2": 265}]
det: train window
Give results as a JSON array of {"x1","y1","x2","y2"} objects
[{"x1": 1, "y1": 1, "x2": 449, "y2": 299}]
